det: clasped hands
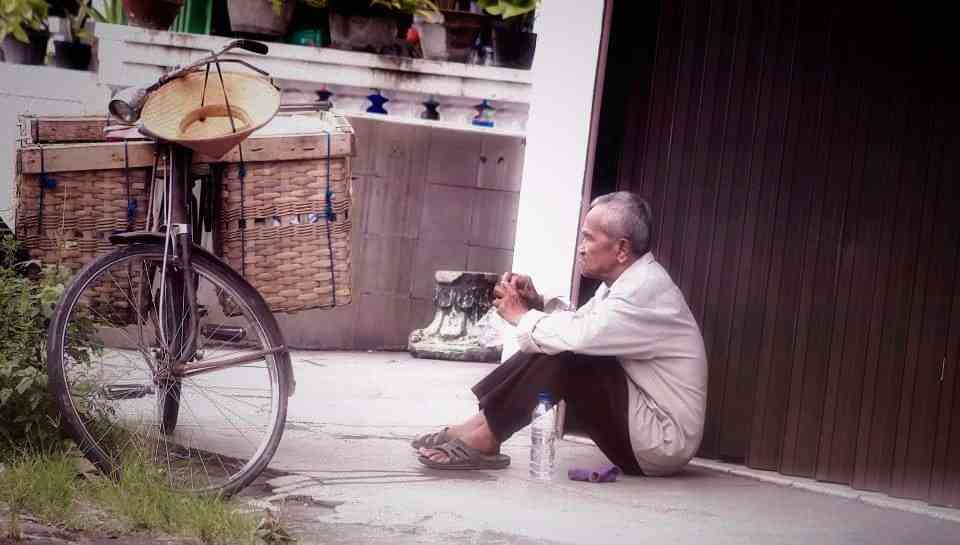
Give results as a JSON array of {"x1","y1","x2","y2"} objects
[{"x1": 493, "y1": 272, "x2": 544, "y2": 325}]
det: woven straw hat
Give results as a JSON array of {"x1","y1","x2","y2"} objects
[{"x1": 140, "y1": 71, "x2": 280, "y2": 158}]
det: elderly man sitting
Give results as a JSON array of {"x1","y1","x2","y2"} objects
[{"x1": 413, "y1": 191, "x2": 708, "y2": 476}]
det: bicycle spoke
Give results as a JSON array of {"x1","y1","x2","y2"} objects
[
  {"x1": 178, "y1": 392, "x2": 227, "y2": 489},
  {"x1": 185, "y1": 379, "x2": 273, "y2": 444}
]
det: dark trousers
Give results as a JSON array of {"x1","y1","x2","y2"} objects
[{"x1": 472, "y1": 351, "x2": 644, "y2": 475}]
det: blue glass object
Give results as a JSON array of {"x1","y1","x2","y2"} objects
[
  {"x1": 422, "y1": 97, "x2": 440, "y2": 120},
  {"x1": 472, "y1": 99, "x2": 495, "y2": 128},
  {"x1": 367, "y1": 90, "x2": 389, "y2": 114},
  {"x1": 317, "y1": 88, "x2": 334, "y2": 109}
]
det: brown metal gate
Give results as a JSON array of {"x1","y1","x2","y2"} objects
[{"x1": 597, "y1": 0, "x2": 960, "y2": 506}]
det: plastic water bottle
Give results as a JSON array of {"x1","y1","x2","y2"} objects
[{"x1": 530, "y1": 392, "x2": 557, "y2": 480}]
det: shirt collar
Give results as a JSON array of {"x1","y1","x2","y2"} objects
[{"x1": 598, "y1": 252, "x2": 655, "y2": 298}]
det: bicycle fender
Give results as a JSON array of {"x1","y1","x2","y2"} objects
[{"x1": 108, "y1": 231, "x2": 167, "y2": 246}]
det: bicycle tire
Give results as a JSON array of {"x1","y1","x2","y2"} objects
[
  {"x1": 158, "y1": 271, "x2": 187, "y2": 435},
  {"x1": 47, "y1": 243, "x2": 291, "y2": 497}
]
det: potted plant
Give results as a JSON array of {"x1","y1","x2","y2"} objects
[
  {"x1": 415, "y1": 0, "x2": 486, "y2": 63},
  {"x1": 477, "y1": 0, "x2": 537, "y2": 69},
  {"x1": 286, "y1": 0, "x2": 332, "y2": 47},
  {"x1": 0, "y1": 0, "x2": 50, "y2": 65},
  {"x1": 224, "y1": 0, "x2": 292, "y2": 37},
  {"x1": 123, "y1": 0, "x2": 184, "y2": 30},
  {"x1": 52, "y1": 0, "x2": 94, "y2": 70},
  {"x1": 327, "y1": 0, "x2": 438, "y2": 55}
]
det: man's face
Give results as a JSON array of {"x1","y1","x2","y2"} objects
[{"x1": 577, "y1": 206, "x2": 625, "y2": 283}]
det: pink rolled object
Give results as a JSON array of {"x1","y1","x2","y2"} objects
[{"x1": 567, "y1": 465, "x2": 621, "y2": 483}]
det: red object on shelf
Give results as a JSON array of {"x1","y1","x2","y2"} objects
[{"x1": 406, "y1": 26, "x2": 421, "y2": 45}]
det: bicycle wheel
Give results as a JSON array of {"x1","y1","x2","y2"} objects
[{"x1": 47, "y1": 244, "x2": 291, "y2": 496}]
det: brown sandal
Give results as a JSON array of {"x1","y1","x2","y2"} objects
[{"x1": 410, "y1": 427, "x2": 452, "y2": 450}]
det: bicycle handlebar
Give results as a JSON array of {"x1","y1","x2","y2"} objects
[
  {"x1": 157, "y1": 39, "x2": 271, "y2": 89},
  {"x1": 108, "y1": 39, "x2": 271, "y2": 123}
]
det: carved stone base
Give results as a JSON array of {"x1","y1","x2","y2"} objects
[{"x1": 408, "y1": 271, "x2": 502, "y2": 363}]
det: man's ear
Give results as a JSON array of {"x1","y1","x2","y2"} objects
[{"x1": 617, "y1": 239, "x2": 631, "y2": 262}]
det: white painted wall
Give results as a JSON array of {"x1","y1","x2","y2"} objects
[
  {"x1": 0, "y1": 64, "x2": 110, "y2": 230},
  {"x1": 512, "y1": 0, "x2": 605, "y2": 298}
]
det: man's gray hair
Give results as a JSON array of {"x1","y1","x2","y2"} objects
[{"x1": 589, "y1": 191, "x2": 653, "y2": 256}]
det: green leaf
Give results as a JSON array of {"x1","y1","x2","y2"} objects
[
  {"x1": 485, "y1": 3, "x2": 505, "y2": 15},
  {"x1": 11, "y1": 24, "x2": 28, "y2": 43},
  {"x1": 88, "y1": 5, "x2": 106, "y2": 22}
]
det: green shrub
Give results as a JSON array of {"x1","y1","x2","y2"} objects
[
  {"x1": 0, "y1": 235, "x2": 95, "y2": 454},
  {"x1": 0, "y1": 0, "x2": 49, "y2": 43}
]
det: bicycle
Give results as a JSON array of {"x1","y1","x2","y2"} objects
[{"x1": 45, "y1": 40, "x2": 293, "y2": 497}]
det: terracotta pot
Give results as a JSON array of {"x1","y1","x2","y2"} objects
[
  {"x1": 123, "y1": 0, "x2": 185, "y2": 30},
  {"x1": 227, "y1": 0, "x2": 295, "y2": 37}
]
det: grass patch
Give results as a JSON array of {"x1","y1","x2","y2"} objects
[
  {"x1": 0, "y1": 452, "x2": 78, "y2": 525},
  {"x1": 86, "y1": 453, "x2": 258, "y2": 544},
  {"x1": 0, "y1": 449, "x2": 272, "y2": 545}
]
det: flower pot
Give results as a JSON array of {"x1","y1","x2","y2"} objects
[
  {"x1": 0, "y1": 29, "x2": 50, "y2": 65},
  {"x1": 491, "y1": 28, "x2": 535, "y2": 69},
  {"x1": 286, "y1": 2, "x2": 330, "y2": 46},
  {"x1": 227, "y1": 0, "x2": 294, "y2": 37},
  {"x1": 418, "y1": 10, "x2": 488, "y2": 62},
  {"x1": 123, "y1": 0, "x2": 185, "y2": 30},
  {"x1": 52, "y1": 40, "x2": 92, "y2": 70},
  {"x1": 328, "y1": 11, "x2": 405, "y2": 55},
  {"x1": 441, "y1": 10, "x2": 486, "y2": 61}
]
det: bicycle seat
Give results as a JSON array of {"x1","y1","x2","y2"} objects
[{"x1": 138, "y1": 71, "x2": 280, "y2": 158}]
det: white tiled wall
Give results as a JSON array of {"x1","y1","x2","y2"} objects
[
  {"x1": 0, "y1": 64, "x2": 110, "y2": 230},
  {"x1": 278, "y1": 117, "x2": 525, "y2": 350}
]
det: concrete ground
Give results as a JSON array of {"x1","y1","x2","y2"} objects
[{"x1": 240, "y1": 351, "x2": 960, "y2": 545}]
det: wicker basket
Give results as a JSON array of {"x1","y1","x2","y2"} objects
[
  {"x1": 15, "y1": 111, "x2": 355, "y2": 318},
  {"x1": 15, "y1": 167, "x2": 151, "y2": 324},
  {"x1": 218, "y1": 155, "x2": 353, "y2": 314}
]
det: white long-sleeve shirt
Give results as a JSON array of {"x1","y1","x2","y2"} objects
[{"x1": 515, "y1": 252, "x2": 708, "y2": 476}]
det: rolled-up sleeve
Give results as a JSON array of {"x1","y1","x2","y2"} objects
[
  {"x1": 516, "y1": 309, "x2": 548, "y2": 352},
  {"x1": 514, "y1": 290, "x2": 700, "y2": 360}
]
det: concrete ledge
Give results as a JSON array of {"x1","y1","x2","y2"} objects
[
  {"x1": 563, "y1": 434, "x2": 960, "y2": 523},
  {"x1": 94, "y1": 23, "x2": 532, "y2": 104}
]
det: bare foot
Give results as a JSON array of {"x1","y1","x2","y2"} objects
[
  {"x1": 419, "y1": 418, "x2": 500, "y2": 463},
  {"x1": 445, "y1": 412, "x2": 487, "y2": 440}
]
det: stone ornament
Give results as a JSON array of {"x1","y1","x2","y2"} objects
[{"x1": 408, "y1": 270, "x2": 502, "y2": 362}]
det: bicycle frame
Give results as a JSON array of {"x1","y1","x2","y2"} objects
[
  {"x1": 107, "y1": 38, "x2": 289, "y2": 381},
  {"x1": 138, "y1": 142, "x2": 287, "y2": 380}
]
